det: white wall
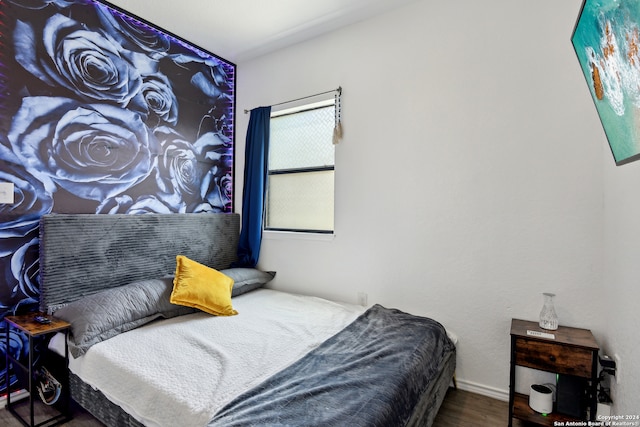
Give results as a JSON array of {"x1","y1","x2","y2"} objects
[
  {"x1": 603, "y1": 159, "x2": 640, "y2": 413},
  {"x1": 235, "y1": 0, "x2": 622, "y2": 405}
]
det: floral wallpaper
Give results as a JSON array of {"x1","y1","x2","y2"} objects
[{"x1": 0, "y1": 0, "x2": 235, "y2": 395}]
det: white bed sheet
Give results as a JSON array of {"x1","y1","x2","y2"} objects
[{"x1": 51, "y1": 289, "x2": 365, "y2": 427}]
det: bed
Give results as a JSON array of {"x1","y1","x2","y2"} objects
[{"x1": 38, "y1": 213, "x2": 456, "y2": 427}]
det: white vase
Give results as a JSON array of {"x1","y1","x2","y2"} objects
[{"x1": 539, "y1": 293, "x2": 558, "y2": 330}]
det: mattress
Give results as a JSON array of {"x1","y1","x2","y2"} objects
[{"x1": 52, "y1": 289, "x2": 365, "y2": 427}]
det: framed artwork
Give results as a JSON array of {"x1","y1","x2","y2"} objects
[
  {"x1": 0, "y1": 0, "x2": 235, "y2": 394},
  {"x1": 572, "y1": 0, "x2": 640, "y2": 165}
]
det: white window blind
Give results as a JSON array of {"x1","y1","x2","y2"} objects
[{"x1": 265, "y1": 100, "x2": 335, "y2": 233}]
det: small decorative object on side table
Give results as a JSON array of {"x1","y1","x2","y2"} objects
[
  {"x1": 508, "y1": 318, "x2": 599, "y2": 427},
  {"x1": 4, "y1": 312, "x2": 72, "y2": 427},
  {"x1": 538, "y1": 292, "x2": 559, "y2": 330}
]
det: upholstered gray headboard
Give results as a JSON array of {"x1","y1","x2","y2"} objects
[{"x1": 39, "y1": 213, "x2": 240, "y2": 313}]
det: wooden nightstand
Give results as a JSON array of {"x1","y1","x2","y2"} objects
[
  {"x1": 4, "y1": 312, "x2": 72, "y2": 427},
  {"x1": 508, "y1": 318, "x2": 599, "y2": 427}
]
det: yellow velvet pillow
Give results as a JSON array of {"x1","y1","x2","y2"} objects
[{"x1": 171, "y1": 255, "x2": 237, "y2": 316}]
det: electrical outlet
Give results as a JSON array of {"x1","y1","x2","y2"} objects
[
  {"x1": 0, "y1": 182, "x2": 14, "y2": 204},
  {"x1": 357, "y1": 292, "x2": 368, "y2": 306},
  {"x1": 614, "y1": 354, "x2": 622, "y2": 384},
  {"x1": 599, "y1": 354, "x2": 616, "y2": 374}
]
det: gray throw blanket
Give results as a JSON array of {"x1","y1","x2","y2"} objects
[{"x1": 209, "y1": 304, "x2": 455, "y2": 427}]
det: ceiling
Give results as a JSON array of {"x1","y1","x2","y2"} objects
[{"x1": 106, "y1": 0, "x2": 418, "y2": 63}]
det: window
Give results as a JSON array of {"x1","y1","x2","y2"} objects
[{"x1": 265, "y1": 99, "x2": 335, "y2": 233}]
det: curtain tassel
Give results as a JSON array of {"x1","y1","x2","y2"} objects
[{"x1": 333, "y1": 87, "x2": 343, "y2": 145}]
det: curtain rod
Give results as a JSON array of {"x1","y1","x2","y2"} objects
[{"x1": 244, "y1": 87, "x2": 341, "y2": 114}]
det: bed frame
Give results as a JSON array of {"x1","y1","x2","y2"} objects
[
  {"x1": 39, "y1": 213, "x2": 240, "y2": 313},
  {"x1": 38, "y1": 213, "x2": 454, "y2": 427},
  {"x1": 39, "y1": 213, "x2": 239, "y2": 426}
]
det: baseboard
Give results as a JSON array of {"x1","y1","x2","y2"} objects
[
  {"x1": 456, "y1": 378, "x2": 509, "y2": 402},
  {"x1": 0, "y1": 388, "x2": 29, "y2": 406}
]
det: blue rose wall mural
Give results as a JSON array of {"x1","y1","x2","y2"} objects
[{"x1": 0, "y1": 0, "x2": 235, "y2": 395}]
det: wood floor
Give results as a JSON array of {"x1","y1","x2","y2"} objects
[
  {"x1": 0, "y1": 397, "x2": 103, "y2": 426},
  {"x1": 434, "y1": 388, "x2": 528, "y2": 426},
  {"x1": 0, "y1": 388, "x2": 526, "y2": 426}
]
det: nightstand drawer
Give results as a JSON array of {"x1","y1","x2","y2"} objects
[{"x1": 514, "y1": 338, "x2": 594, "y2": 378}]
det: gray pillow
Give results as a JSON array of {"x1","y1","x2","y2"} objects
[
  {"x1": 220, "y1": 268, "x2": 276, "y2": 297},
  {"x1": 55, "y1": 277, "x2": 194, "y2": 357}
]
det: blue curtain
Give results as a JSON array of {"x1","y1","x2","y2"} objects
[{"x1": 235, "y1": 106, "x2": 271, "y2": 267}]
